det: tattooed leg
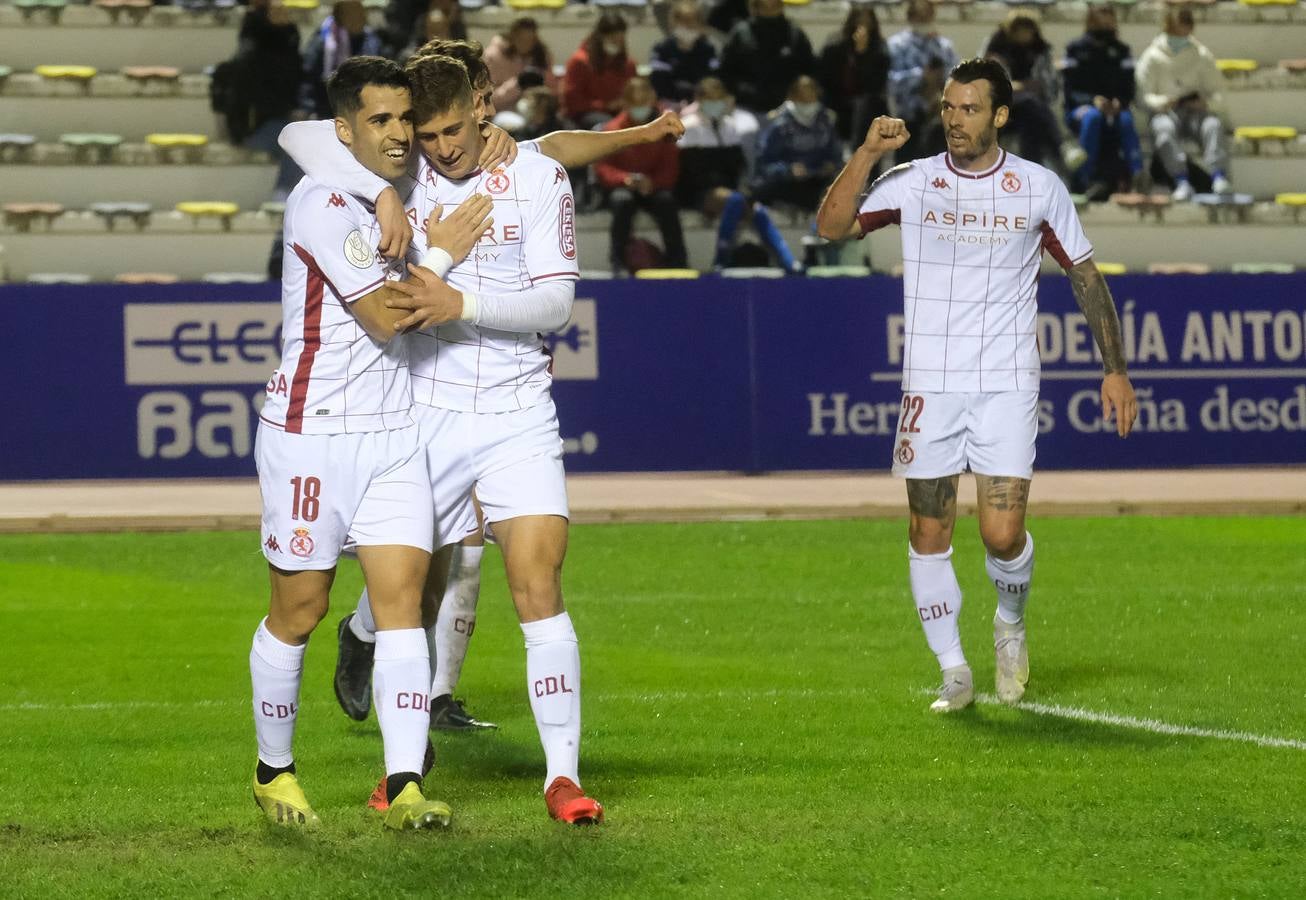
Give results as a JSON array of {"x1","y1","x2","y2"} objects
[
  {"x1": 975, "y1": 475, "x2": 1030, "y2": 560},
  {"x1": 906, "y1": 475, "x2": 960, "y2": 555}
]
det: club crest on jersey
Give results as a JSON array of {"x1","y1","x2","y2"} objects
[
  {"x1": 931, "y1": 177, "x2": 949, "y2": 190},
  {"x1": 896, "y1": 439, "x2": 915, "y2": 465},
  {"x1": 559, "y1": 194, "x2": 576, "y2": 260},
  {"x1": 1001, "y1": 171, "x2": 1022, "y2": 193},
  {"x1": 486, "y1": 171, "x2": 511, "y2": 195},
  {"x1": 290, "y1": 527, "x2": 315, "y2": 558},
  {"x1": 343, "y1": 230, "x2": 373, "y2": 268}
]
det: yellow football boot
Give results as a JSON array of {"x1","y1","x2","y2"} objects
[
  {"x1": 252, "y1": 772, "x2": 321, "y2": 827},
  {"x1": 382, "y1": 781, "x2": 452, "y2": 831}
]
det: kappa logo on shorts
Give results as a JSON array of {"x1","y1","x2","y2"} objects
[
  {"x1": 558, "y1": 194, "x2": 576, "y2": 260},
  {"x1": 1001, "y1": 171, "x2": 1022, "y2": 193},
  {"x1": 264, "y1": 535, "x2": 282, "y2": 553},
  {"x1": 289, "y1": 527, "x2": 315, "y2": 558},
  {"x1": 344, "y1": 230, "x2": 373, "y2": 268},
  {"x1": 486, "y1": 171, "x2": 511, "y2": 195},
  {"x1": 896, "y1": 438, "x2": 915, "y2": 465}
]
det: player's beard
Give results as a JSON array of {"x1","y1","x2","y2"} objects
[{"x1": 947, "y1": 125, "x2": 997, "y2": 164}]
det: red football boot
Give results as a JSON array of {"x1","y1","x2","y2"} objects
[{"x1": 545, "y1": 776, "x2": 604, "y2": 825}]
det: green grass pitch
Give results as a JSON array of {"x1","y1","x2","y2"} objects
[{"x1": 1, "y1": 517, "x2": 1304, "y2": 897}]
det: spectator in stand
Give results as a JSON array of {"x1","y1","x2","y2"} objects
[
  {"x1": 818, "y1": 4, "x2": 890, "y2": 151},
  {"x1": 676, "y1": 77, "x2": 800, "y2": 272},
  {"x1": 980, "y1": 9, "x2": 1082, "y2": 173},
  {"x1": 887, "y1": 0, "x2": 956, "y2": 162},
  {"x1": 513, "y1": 85, "x2": 567, "y2": 142},
  {"x1": 595, "y1": 77, "x2": 689, "y2": 273},
  {"x1": 398, "y1": 8, "x2": 453, "y2": 61},
  {"x1": 707, "y1": 0, "x2": 749, "y2": 37},
  {"x1": 564, "y1": 12, "x2": 638, "y2": 130},
  {"x1": 484, "y1": 17, "x2": 559, "y2": 117},
  {"x1": 382, "y1": 0, "x2": 466, "y2": 60},
  {"x1": 649, "y1": 1, "x2": 719, "y2": 106},
  {"x1": 718, "y1": 0, "x2": 816, "y2": 116},
  {"x1": 301, "y1": 0, "x2": 385, "y2": 119},
  {"x1": 1063, "y1": 3, "x2": 1144, "y2": 200},
  {"x1": 750, "y1": 75, "x2": 842, "y2": 217},
  {"x1": 1136, "y1": 5, "x2": 1231, "y2": 199}
]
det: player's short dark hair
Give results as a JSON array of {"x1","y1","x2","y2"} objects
[
  {"x1": 948, "y1": 57, "x2": 1014, "y2": 117},
  {"x1": 406, "y1": 54, "x2": 474, "y2": 123},
  {"x1": 411, "y1": 38, "x2": 490, "y2": 91},
  {"x1": 326, "y1": 56, "x2": 410, "y2": 117}
]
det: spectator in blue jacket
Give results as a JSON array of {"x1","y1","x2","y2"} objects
[
  {"x1": 650, "y1": 0, "x2": 719, "y2": 105},
  {"x1": 1063, "y1": 3, "x2": 1144, "y2": 198},
  {"x1": 750, "y1": 75, "x2": 842, "y2": 212}
]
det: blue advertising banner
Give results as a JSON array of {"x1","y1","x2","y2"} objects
[{"x1": 1, "y1": 274, "x2": 1302, "y2": 480}]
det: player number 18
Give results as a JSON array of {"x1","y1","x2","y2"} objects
[{"x1": 289, "y1": 476, "x2": 321, "y2": 522}]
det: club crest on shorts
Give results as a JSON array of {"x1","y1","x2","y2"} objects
[
  {"x1": 343, "y1": 230, "x2": 373, "y2": 268},
  {"x1": 290, "y1": 527, "x2": 315, "y2": 558},
  {"x1": 486, "y1": 171, "x2": 510, "y2": 195},
  {"x1": 1001, "y1": 171, "x2": 1022, "y2": 193},
  {"x1": 896, "y1": 438, "x2": 915, "y2": 465}
]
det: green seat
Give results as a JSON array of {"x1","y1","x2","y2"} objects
[
  {"x1": 807, "y1": 266, "x2": 873, "y2": 278},
  {"x1": 1232, "y1": 262, "x2": 1294, "y2": 274},
  {"x1": 62, "y1": 132, "x2": 123, "y2": 163}
]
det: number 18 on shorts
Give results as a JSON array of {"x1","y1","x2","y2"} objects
[{"x1": 890, "y1": 391, "x2": 1039, "y2": 480}]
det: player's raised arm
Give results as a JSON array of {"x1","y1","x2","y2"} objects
[
  {"x1": 1067, "y1": 260, "x2": 1138, "y2": 437},
  {"x1": 532, "y1": 110, "x2": 684, "y2": 169},
  {"x1": 816, "y1": 116, "x2": 909, "y2": 242}
]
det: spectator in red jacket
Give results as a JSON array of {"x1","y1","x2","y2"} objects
[
  {"x1": 595, "y1": 77, "x2": 688, "y2": 273},
  {"x1": 563, "y1": 12, "x2": 637, "y2": 130}
]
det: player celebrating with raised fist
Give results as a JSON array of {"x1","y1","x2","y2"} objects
[{"x1": 817, "y1": 58, "x2": 1137, "y2": 712}]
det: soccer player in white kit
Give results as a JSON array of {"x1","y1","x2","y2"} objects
[
  {"x1": 817, "y1": 59, "x2": 1138, "y2": 712},
  {"x1": 249, "y1": 57, "x2": 451, "y2": 831},
  {"x1": 282, "y1": 55, "x2": 604, "y2": 824}
]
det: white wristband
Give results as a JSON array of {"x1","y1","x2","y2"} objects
[
  {"x1": 418, "y1": 246, "x2": 454, "y2": 279},
  {"x1": 460, "y1": 292, "x2": 478, "y2": 322}
]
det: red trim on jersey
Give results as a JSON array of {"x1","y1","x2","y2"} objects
[
  {"x1": 530, "y1": 271, "x2": 581, "y2": 283},
  {"x1": 944, "y1": 149, "x2": 1007, "y2": 180},
  {"x1": 287, "y1": 244, "x2": 326, "y2": 434},
  {"x1": 857, "y1": 209, "x2": 901, "y2": 236},
  {"x1": 1039, "y1": 221, "x2": 1079, "y2": 271}
]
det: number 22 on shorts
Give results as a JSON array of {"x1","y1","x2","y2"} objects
[{"x1": 900, "y1": 395, "x2": 924, "y2": 433}]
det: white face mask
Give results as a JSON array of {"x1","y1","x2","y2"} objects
[
  {"x1": 628, "y1": 104, "x2": 653, "y2": 123},
  {"x1": 787, "y1": 100, "x2": 821, "y2": 126},
  {"x1": 672, "y1": 26, "x2": 698, "y2": 46},
  {"x1": 602, "y1": 40, "x2": 623, "y2": 56},
  {"x1": 699, "y1": 99, "x2": 728, "y2": 120}
]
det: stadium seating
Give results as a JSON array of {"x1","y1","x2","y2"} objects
[
  {"x1": 1276, "y1": 192, "x2": 1306, "y2": 220},
  {"x1": 633, "y1": 269, "x2": 700, "y2": 279},
  {"x1": 114, "y1": 271, "x2": 179, "y2": 284},
  {"x1": 176, "y1": 200, "x2": 240, "y2": 230},
  {"x1": 89, "y1": 201, "x2": 154, "y2": 231},
  {"x1": 0, "y1": 134, "x2": 37, "y2": 163},
  {"x1": 3, "y1": 202, "x2": 64, "y2": 232},
  {"x1": 61, "y1": 132, "x2": 122, "y2": 163}
]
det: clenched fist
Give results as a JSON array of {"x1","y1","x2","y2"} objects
[{"x1": 861, "y1": 116, "x2": 910, "y2": 154}]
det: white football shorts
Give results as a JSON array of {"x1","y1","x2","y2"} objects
[
  {"x1": 255, "y1": 422, "x2": 434, "y2": 571},
  {"x1": 415, "y1": 398, "x2": 569, "y2": 548},
  {"x1": 890, "y1": 391, "x2": 1038, "y2": 480}
]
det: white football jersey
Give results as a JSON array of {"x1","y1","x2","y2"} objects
[
  {"x1": 261, "y1": 178, "x2": 415, "y2": 434},
  {"x1": 858, "y1": 150, "x2": 1092, "y2": 393},
  {"x1": 405, "y1": 150, "x2": 579, "y2": 413}
]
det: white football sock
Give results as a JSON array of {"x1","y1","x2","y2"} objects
[
  {"x1": 350, "y1": 589, "x2": 377, "y2": 643},
  {"x1": 429, "y1": 544, "x2": 484, "y2": 698},
  {"x1": 908, "y1": 545, "x2": 967, "y2": 671},
  {"x1": 522, "y1": 612, "x2": 581, "y2": 791},
  {"x1": 373, "y1": 628, "x2": 431, "y2": 776},
  {"x1": 989, "y1": 532, "x2": 1034, "y2": 625},
  {"x1": 250, "y1": 618, "x2": 305, "y2": 769}
]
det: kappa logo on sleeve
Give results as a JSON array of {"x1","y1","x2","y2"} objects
[
  {"x1": 327, "y1": 193, "x2": 347, "y2": 208},
  {"x1": 343, "y1": 230, "x2": 373, "y2": 268},
  {"x1": 558, "y1": 194, "x2": 576, "y2": 261}
]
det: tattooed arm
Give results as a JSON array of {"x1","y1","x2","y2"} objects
[{"x1": 1067, "y1": 259, "x2": 1138, "y2": 437}]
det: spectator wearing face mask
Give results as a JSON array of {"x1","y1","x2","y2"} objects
[
  {"x1": 750, "y1": 76, "x2": 842, "y2": 215},
  {"x1": 1135, "y1": 5, "x2": 1230, "y2": 199},
  {"x1": 1063, "y1": 3, "x2": 1144, "y2": 200},
  {"x1": 886, "y1": 0, "x2": 955, "y2": 162},
  {"x1": 595, "y1": 77, "x2": 689, "y2": 273},
  {"x1": 484, "y1": 16, "x2": 558, "y2": 116},
  {"x1": 650, "y1": 0, "x2": 720, "y2": 105},
  {"x1": 564, "y1": 12, "x2": 638, "y2": 130},
  {"x1": 512, "y1": 85, "x2": 567, "y2": 142},
  {"x1": 718, "y1": 0, "x2": 816, "y2": 116}
]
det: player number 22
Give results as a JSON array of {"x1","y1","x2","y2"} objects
[
  {"x1": 290, "y1": 476, "x2": 321, "y2": 522},
  {"x1": 900, "y1": 395, "x2": 924, "y2": 433}
]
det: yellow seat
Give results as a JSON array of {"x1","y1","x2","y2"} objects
[
  {"x1": 1096, "y1": 262, "x2": 1127, "y2": 276},
  {"x1": 177, "y1": 201, "x2": 240, "y2": 230},
  {"x1": 1217, "y1": 59, "x2": 1258, "y2": 74},
  {"x1": 147, "y1": 133, "x2": 209, "y2": 148},
  {"x1": 1235, "y1": 126, "x2": 1298, "y2": 141},
  {"x1": 782, "y1": 0, "x2": 812, "y2": 5},
  {"x1": 282, "y1": 0, "x2": 319, "y2": 8},
  {"x1": 1276, "y1": 192, "x2": 1306, "y2": 221},
  {"x1": 35, "y1": 65, "x2": 98, "y2": 81},
  {"x1": 1238, "y1": 0, "x2": 1297, "y2": 7},
  {"x1": 634, "y1": 268, "x2": 700, "y2": 280},
  {"x1": 503, "y1": 0, "x2": 541, "y2": 8}
]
